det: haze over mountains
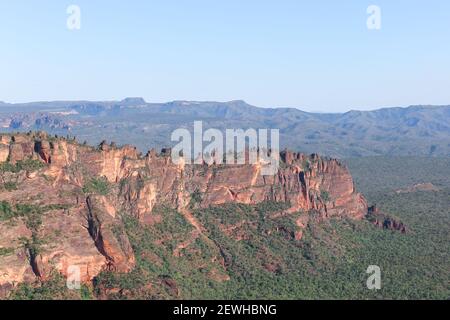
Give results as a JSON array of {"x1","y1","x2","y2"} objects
[{"x1": 0, "y1": 99, "x2": 449, "y2": 158}]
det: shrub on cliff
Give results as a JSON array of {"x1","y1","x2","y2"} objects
[
  {"x1": 320, "y1": 190, "x2": 330, "y2": 202},
  {"x1": 82, "y1": 177, "x2": 111, "y2": 195},
  {"x1": 3, "y1": 181, "x2": 18, "y2": 191},
  {"x1": 189, "y1": 189, "x2": 203, "y2": 209},
  {"x1": 0, "y1": 247, "x2": 14, "y2": 257},
  {"x1": 8, "y1": 272, "x2": 81, "y2": 300},
  {"x1": 0, "y1": 159, "x2": 45, "y2": 173},
  {"x1": 0, "y1": 201, "x2": 14, "y2": 220}
]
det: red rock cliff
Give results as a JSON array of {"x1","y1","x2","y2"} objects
[{"x1": 0, "y1": 133, "x2": 368, "y2": 294}]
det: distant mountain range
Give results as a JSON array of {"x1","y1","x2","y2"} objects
[{"x1": 1, "y1": 98, "x2": 449, "y2": 157}]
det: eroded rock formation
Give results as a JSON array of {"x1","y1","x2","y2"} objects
[
  {"x1": 0, "y1": 132, "x2": 369, "y2": 295},
  {"x1": 367, "y1": 205, "x2": 408, "y2": 233}
]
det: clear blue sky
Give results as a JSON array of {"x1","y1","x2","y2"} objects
[{"x1": 1, "y1": 0, "x2": 450, "y2": 112}]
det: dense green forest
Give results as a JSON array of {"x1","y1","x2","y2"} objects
[{"x1": 11, "y1": 157, "x2": 450, "y2": 300}]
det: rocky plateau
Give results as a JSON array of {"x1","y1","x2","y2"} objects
[{"x1": 0, "y1": 131, "x2": 372, "y2": 297}]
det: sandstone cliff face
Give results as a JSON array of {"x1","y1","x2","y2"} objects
[
  {"x1": 85, "y1": 195, "x2": 135, "y2": 272},
  {"x1": 0, "y1": 221, "x2": 35, "y2": 296},
  {"x1": 0, "y1": 132, "x2": 368, "y2": 294}
]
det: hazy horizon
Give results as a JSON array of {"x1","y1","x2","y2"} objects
[{"x1": 1, "y1": 97, "x2": 449, "y2": 114}]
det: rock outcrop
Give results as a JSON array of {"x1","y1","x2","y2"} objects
[
  {"x1": 367, "y1": 205, "x2": 408, "y2": 233},
  {"x1": 0, "y1": 132, "x2": 369, "y2": 295}
]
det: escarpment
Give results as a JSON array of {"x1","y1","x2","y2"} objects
[{"x1": 0, "y1": 132, "x2": 369, "y2": 296}]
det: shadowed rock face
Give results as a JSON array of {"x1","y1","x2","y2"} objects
[
  {"x1": 367, "y1": 205, "x2": 408, "y2": 233},
  {"x1": 0, "y1": 132, "x2": 368, "y2": 293}
]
